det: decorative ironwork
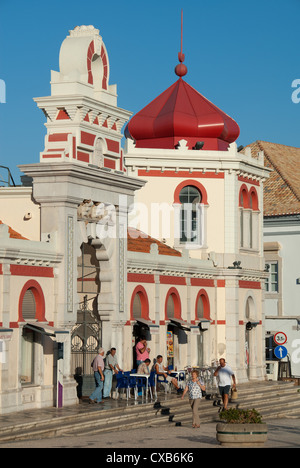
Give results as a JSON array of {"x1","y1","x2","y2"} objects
[
  {"x1": 71, "y1": 295, "x2": 102, "y2": 376},
  {"x1": 0, "y1": 166, "x2": 16, "y2": 187}
]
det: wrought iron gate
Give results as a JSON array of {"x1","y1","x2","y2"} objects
[{"x1": 71, "y1": 295, "x2": 102, "y2": 397}]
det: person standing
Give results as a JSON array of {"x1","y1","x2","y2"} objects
[
  {"x1": 135, "y1": 336, "x2": 150, "y2": 367},
  {"x1": 214, "y1": 358, "x2": 236, "y2": 410},
  {"x1": 103, "y1": 347, "x2": 123, "y2": 398},
  {"x1": 181, "y1": 370, "x2": 206, "y2": 428},
  {"x1": 89, "y1": 348, "x2": 105, "y2": 404}
]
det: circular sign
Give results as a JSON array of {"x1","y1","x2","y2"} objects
[
  {"x1": 274, "y1": 345, "x2": 288, "y2": 360},
  {"x1": 274, "y1": 332, "x2": 287, "y2": 346}
]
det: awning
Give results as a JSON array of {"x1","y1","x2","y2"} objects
[
  {"x1": 169, "y1": 318, "x2": 191, "y2": 331},
  {"x1": 195, "y1": 318, "x2": 211, "y2": 331},
  {"x1": 0, "y1": 327, "x2": 13, "y2": 341},
  {"x1": 24, "y1": 323, "x2": 69, "y2": 340},
  {"x1": 135, "y1": 318, "x2": 159, "y2": 329}
]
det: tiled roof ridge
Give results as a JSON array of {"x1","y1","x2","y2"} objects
[
  {"x1": 256, "y1": 140, "x2": 300, "y2": 203},
  {"x1": 256, "y1": 139, "x2": 299, "y2": 150}
]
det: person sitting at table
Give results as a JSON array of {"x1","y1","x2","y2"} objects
[
  {"x1": 137, "y1": 358, "x2": 151, "y2": 375},
  {"x1": 155, "y1": 355, "x2": 183, "y2": 394}
]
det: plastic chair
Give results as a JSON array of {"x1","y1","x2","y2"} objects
[
  {"x1": 155, "y1": 373, "x2": 172, "y2": 394},
  {"x1": 116, "y1": 372, "x2": 130, "y2": 399},
  {"x1": 135, "y1": 376, "x2": 147, "y2": 398},
  {"x1": 125, "y1": 371, "x2": 138, "y2": 399},
  {"x1": 169, "y1": 370, "x2": 185, "y2": 388},
  {"x1": 148, "y1": 371, "x2": 156, "y2": 399}
]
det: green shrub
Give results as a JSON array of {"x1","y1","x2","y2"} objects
[{"x1": 219, "y1": 407, "x2": 263, "y2": 424}]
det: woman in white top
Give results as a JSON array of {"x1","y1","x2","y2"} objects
[{"x1": 181, "y1": 370, "x2": 206, "y2": 428}]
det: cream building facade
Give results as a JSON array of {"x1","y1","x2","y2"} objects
[{"x1": 0, "y1": 25, "x2": 271, "y2": 414}]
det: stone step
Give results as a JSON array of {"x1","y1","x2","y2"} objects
[
  {"x1": 0, "y1": 380, "x2": 298, "y2": 443},
  {"x1": 66, "y1": 385, "x2": 300, "y2": 436}
]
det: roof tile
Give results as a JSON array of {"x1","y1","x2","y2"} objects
[
  {"x1": 242, "y1": 141, "x2": 300, "y2": 217},
  {"x1": 0, "y1": 220, "x2": 28, "y2": 240},
  {"x1": 127, "y1": 227, "x2": 181, "y2": 257}
]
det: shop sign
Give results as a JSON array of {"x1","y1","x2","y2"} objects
[{"x1": 167, "y1": 331, "x2": 174, "y2": 358}]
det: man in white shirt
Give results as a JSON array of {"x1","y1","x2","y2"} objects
[
  {"x1": 103, "y1": 348, "x2": 123, "y2": 398},
  {"x1": 214, "y1": 358, "x2": 236, "y2": 410},
  {"x1": 155, "y1": 355, "x2": 182, "y2": 394}
]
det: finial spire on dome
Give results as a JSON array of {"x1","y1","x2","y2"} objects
[{"x1": 175, "y1": 10, "x2": 188, "y2": 78}]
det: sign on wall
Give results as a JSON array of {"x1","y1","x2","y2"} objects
[{"x1": 167, "y1": 331, "x2": 174, "y2": 358}]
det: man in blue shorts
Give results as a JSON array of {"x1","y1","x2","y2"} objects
[{"x1": 214, "y1": 358, "x2": 236, "y2": 410}]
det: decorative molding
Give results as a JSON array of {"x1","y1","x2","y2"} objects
[{"x1": 67, "y1": 216, "x2": 74, "y2": 313}]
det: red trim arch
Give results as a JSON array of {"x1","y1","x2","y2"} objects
[
  {"x1": 239, "y1": 184, "x2": 249, "y2": 208},
  {"x1": 165, "y1": 287, "x2": 182, "y2": 320},
  {"x1": 87, "y1": 41, "x2": 108, "y2": 90},
  {"x1": 249, "y1": 187, "x2": 259, "y2": 211},
  {"x1": 18, "y1": 280, "x2": 46, "y2": 322},
  {"x1": 173, "y1": 180, "x2": 208, "y2": 205},
  {"x1": 130, "y1": 285, "x2": 150, "y2": 321},
  {"x1": 239, "y1": 184, "x2": 259, "y2": 210},
  {"x1": 195, "y1": 289, "x2": 211, "y2": 321}
]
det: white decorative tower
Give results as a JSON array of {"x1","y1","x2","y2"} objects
[
  {"x1": 35, "y1": 25, "x2": 130, "y2": 171},
  {"x1": 20, "y1": 26, "x2": 145, "y2": 397}
]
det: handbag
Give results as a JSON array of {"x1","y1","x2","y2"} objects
[{"x1": 231, "y1": 387, "x2": 238, "y2": 400}]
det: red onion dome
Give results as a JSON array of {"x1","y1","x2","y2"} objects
[{"x1": 125, "y1": 78, "x2": 240, "y2": 151}]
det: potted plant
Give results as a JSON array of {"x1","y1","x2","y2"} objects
[{"x1": 216, "y1": 407, "x2": 268, "y2": 447}]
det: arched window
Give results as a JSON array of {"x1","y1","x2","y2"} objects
[
  {"x1": 165, "y1": 288, "x2": 181, "y2": 320},
  {"x1": 249, "y1": 188, "x2": 259, "y2": 211},
  {"x1": 93, "y1": 138, "x2": 104, "y2": 168},
  {"x1": 130, "y1": 286, "x2": 150, "y2": 320},
  {"x1": 22, "y1": 289, "x2": 36, "y2": 320},
  {"x1": 132, "y1": 293, "x2": 142, "y2": 318},
  {"x1": 195, "y1": 290, "x2": 210, "y2": 321},
  {"x1": 239, "y1": 185, "x2": 249, "y2": 248},
  {"x1": 179, "y1": 185, "x2": 202, "y2": 244},
  {"x1": 18, "y1": 281, "x2": 46, "y2": 323},
  {"x1": 239, "y1": 185, "x2": 259, "y2": 250}
]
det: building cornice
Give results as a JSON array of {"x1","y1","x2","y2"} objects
[
  {"x1": 124, "y1": 141, "x2": 271, "y2": 182},
  {"x1": 18, "y1": 162, "x2": 146, "y2": 205}
]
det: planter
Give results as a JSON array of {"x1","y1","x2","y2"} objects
[{"x1": 216, "y1": 422, "x2": 268, "y2": 447}]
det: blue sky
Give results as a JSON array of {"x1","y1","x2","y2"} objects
[{"x1": 0, "y1": 0, "x2": 299, "y2": 183}]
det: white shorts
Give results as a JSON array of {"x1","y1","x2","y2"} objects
[{"x1": 158, "y1": 375, "x2": 173, "y2": 383}]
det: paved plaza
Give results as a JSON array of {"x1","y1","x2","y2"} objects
[{"x1": 0, "y1": 417, "x2": 299, "y2": 449}]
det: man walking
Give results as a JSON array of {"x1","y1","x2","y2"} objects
[
  {"x1": 214, "y1": 358, "x2": 236, "y2": 410},
  {"x1": 103, "y1": 347, "x2": 122, "y2": 398},
  {"x1": 89, "y1": 348, "x2": 105, "y2": 404}
]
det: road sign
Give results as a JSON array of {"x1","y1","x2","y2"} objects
[
  {"x1": 274, "y1": 345, "x2": 288, "y2": 360},
  {"x1": 274, "y1": 332, "x2": 287, "y2": 346}
]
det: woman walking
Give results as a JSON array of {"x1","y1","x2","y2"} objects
[{"x1": 181, "y1": 370, "x2": 206, "y2": 428}]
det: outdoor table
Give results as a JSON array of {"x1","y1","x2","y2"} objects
[
  {"x1": 169, "y1": 370, "x2": 186, "y2": 388},
  {"x1": 130, "y1": 373, "x2": 153, "y2": 400}
]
